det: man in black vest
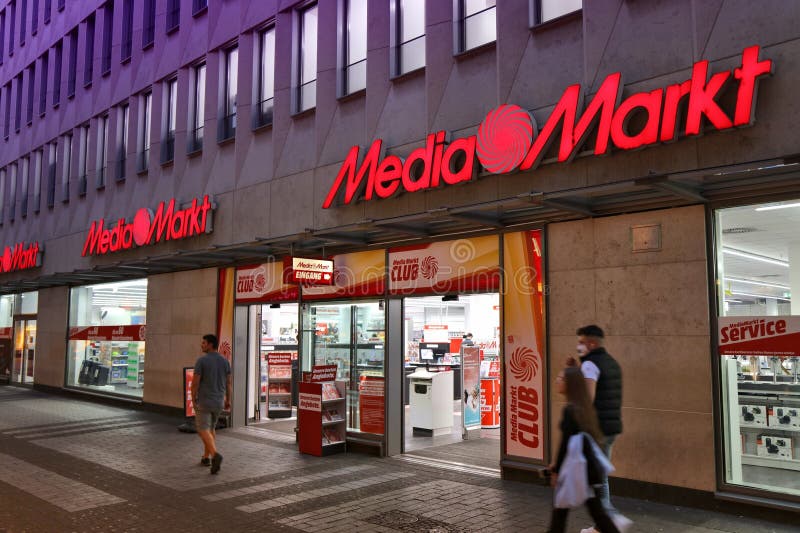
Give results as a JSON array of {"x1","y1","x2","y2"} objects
[{"x1": 576, "y1": 325, "x2": 627, "y2": 532}]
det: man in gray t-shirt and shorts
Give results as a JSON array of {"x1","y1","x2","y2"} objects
[{"x1": 191, "y1": 334, "x2": 231, "y2": 474}]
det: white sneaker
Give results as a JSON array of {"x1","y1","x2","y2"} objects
[
  {"x1": 612, "y1": 514, "x2": 633, "y2": 532},
  {"x1": 579, "y1": 528, "x2": 598, "y2": 533}
]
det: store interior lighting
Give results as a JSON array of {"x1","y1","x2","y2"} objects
[
  {"x1": 724, "y1": 277, "x2": 790, "y2": 290},
  {"x1": 754, "y1": 202, "x2": 800, "y2": 211},
  {"x1": 729, "y1": 290, "x2": 790, "y2": 301},
  {"x1": 722, "y1": 247, "x2": 789, "y2": 267}
]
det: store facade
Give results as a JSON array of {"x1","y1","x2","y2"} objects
[{"x1": 1, "y1": 0, "x2": 800, "y2": 514}]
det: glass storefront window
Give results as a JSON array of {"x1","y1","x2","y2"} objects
[
  {"x1": 301, "y1": 301, "x2": 385, "y2": 435},
  {"x1": 716, "y1": 200, "x2": 800, "y2": 497},
  {"x1": 0, "y1": 291, "x2": 38, "y2": 383},
  {"x1": 67, "y1": 279, "x2": 147, "y2": 398}
]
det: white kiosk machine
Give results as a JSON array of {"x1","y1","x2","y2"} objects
[{"x1": 408, "y1": 367, "x2": 453, "y2": 435}]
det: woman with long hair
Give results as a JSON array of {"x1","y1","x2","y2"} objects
[{"x1": 547, "y1": 366, "x2": 619, "y2": 533}]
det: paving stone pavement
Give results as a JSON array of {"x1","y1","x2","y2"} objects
[{"x1": 0, "y1": 385, "x2": 796, "y2": 532}]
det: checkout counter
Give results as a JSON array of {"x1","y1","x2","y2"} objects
[
  {"x1": 407, "y1": 367, "x2": 454, "y2": 435},
  {"x1": 404, "y1": 342, "x2": 462, "y2": 403}
]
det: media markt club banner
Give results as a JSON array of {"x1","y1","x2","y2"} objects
[
  {"x1": 503, "y1": 230, "x2": 546, "y2": 462},
  {"x1": 302, "y1": 250, "x2": 386, "y2": 300},
  {"x1": 235, "y1": 262, "x2": 298, "y2": 303},
  {"x1": 718, "y1": 316, "x2": 800, "y2": 357},
  {"x1": 462, "y1": 346, "x2": 481, "y2": 429},
  {"x1": 388, "y1": 235, "x2": 500, "y2": 295}
]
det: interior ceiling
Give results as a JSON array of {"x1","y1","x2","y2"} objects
[{"x1": 2, "y1": 157, "x2": 800, "y2": 296}]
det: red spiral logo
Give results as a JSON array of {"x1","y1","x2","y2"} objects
[
  {"x1": 509, "y1": 346, "x2": 539, "y2": 382},
  {"x1": 220, "y1": 340, "x2": 232, "y2": 360},
  {"x1": 254, "y1": 273, "x2": 266, "y2": 292},
  {"x1": 476, "y1": 104, "x2": 533, "y2": 174},
  {"x1": 420, "y1": 256, "x2": 439, "y2": 279}
]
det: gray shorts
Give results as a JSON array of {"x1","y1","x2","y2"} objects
[{"x1": 195, "y1": 408, "x2": 221, "y2": 432}]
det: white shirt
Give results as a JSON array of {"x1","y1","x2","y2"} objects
[{"x1": 581, "y1": 360, "x2": 600, "y2": 381}]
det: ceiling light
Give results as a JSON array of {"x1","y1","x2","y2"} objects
[
  {"x1": 722, "y1": 247, "x2": 789, "y2": 267},
  {"x1": 725, "y1": 277, "x2": 790, "y2": 290},
  {"x1": 730, "y1": 290, "x2": 790, "y2": 301},
  {"x1": 755, "y1": 202, "x2": 800, "y2": 211}
]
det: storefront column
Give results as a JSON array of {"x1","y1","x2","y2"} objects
[
  {"x1": 386, "y1": 298, "x2": 403, "y2": 456},
  {"x1": 232, "y1": 305, "x2": 249, "y2": 428},
  {"x1": 790, "y1": 245, "x2": 800, "y2": 315}
]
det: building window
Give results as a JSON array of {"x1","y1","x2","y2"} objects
[
  {"x1": 189, "y1": 63, "x2": 205, "y2": 151},
  {"x1": 342, "y1": 0, "x2": 367, "y2": 96},
  {"x1": 97, "y1": 114, "x2": 109, "y2": 188},
  {"x1": 32, "y1": 149, "x2": 41, "y2": 213},
  {"x1": 166, "y1": 0, "x2": 180, "y2": 33},
  {"x1": 67, "y1": 27, "x2": 78, "y2": 97},
  {"x1": 255, "y1": 28, "x2": 274, "y2": 128},
  {"x1": 162, "y1": 78, "x2": 177, "y2": 163},
  {"x1": 0, "y1": 10, "x2": 5, "y2": 64},
  {"x1": 457, "y1": 0, "x2": 496, "y2": 53},
  {"x1": 67, "y1": 280, "x2": 148, "y2": 399},
  {"x1": 78, "y1": 124, "x2": 89, "y2": 195},
  {"x1": 53, "y1": 40, "x2": 62, "y2": 105},
  {"x1": 8, "y1": 163, "x2": 16, "y2": 222},
  {"x1": 39, "y1": 51, "x2": 48, "y2": 116},
  {"x1": 142, "y1": 0, "x2": 155, "y2": 49},
  {"x1": 9, "y1": 1, "x2": 15, "y2": 56},
  {"x1": 102, "y1": 2, "x2": 113, "y2": 74},
  {"x1": 61, "y1": 132, "x2": 71, "y2": 202},
  {"x1": 121, "y1": 0, "x2": 133, "y2": 62},
  {"x1": 44, "y1": 0, "x2": 51, "y2": 24},
  {"x1": 19, "y1": 0, "x2": 26, "y2": 46},
  {"x1": 46, "y1": 141, "x2": 56, "y2": 208},
  {"x1": 20, "y1": 156, "x2": 28, "y2": 217},
  {"x1": 31, "y1": 0, "x2": 38, "y2": 35},
  {"x1": 15, "y1": 73, "x2": 23, "y2": 132},
  {"x1": 84, "y1": 14, "x2": 95, "y2": 86},
  {"x1": 193, "y1": 0, "x2": 207, "y2": 16},
  {"x1": 26, "y1": 63, "x2": 35, "y2": 125},
  {"x1": 715, "y1": 200, "x2": 800, "y2": 498},
  {"x1": 296, "y1": 3, "x2": 317, "y2": 113},
  {"x1": 137, "y1": 91, "x2": 151, "y2": 172},
  {"x1": 219, "y1": 46, "x2": 237, "y2": 141},
  {"x1": 117, "y1": 104, "x2": 128, "y2": 181},
  {"x1": 0, "y1": 168, "x2": 5, "y2": 224},
  {"x1": 4, "y1": 83, "x2": 11, "y2": 138},
  {"x1": 392, "y1": 0, "x2": 425, "y2": 77},
  {"x1": 533, "y1": 0, "x2": 581, "y2": 25}
]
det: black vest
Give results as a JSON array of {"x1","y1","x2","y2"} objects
[{"x1": 580, "y1": 348, "x2": 623, "y2": 436}]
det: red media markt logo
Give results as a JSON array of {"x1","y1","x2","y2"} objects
[
  {"x1": 509, "y1": 346, "x2": 539, "y2": 382},
  {"x1": 476, "y1": 104, "x2": 533, "y2": 174},
  {"x1": 420, "y1": 256, "x2": 438, "y2": 279}
]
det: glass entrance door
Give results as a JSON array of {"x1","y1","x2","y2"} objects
[
  {"x1": 12, "y1": 318, "x2": 36, "y2": 384},
  {"x1": 301, "y1": 301, "x2": 385, "y2": 433}
]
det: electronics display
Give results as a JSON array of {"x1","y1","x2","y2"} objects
[
  {"x1": 740, "y1": 404, "x2": 767, "y2": 426},
  {"x1": 768, "y1": 407, "x2": 800, "y2": 429},
  {"x1": 757, "y1": 435, "x2": 793, "y2": 460}
]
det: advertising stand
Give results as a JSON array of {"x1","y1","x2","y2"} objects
[
  {"x1": 461, "y1": 346, "x2": 481, "y2": 439},
  {"x1": 480, "y1": 360, "x2": 501, "y2": 428},
  {"x1": 298, "y1": 365, "x2": 346, "y2": 456},
  {"x1": 267, "y1": 352, "x2": 293, "y2": 418}
]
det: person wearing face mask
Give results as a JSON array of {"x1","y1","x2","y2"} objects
[{"x1": 573, "y1": 325, "x2": 628, "y2": 533}]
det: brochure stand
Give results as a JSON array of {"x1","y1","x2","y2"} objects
[
  {"x1": 298, "y1": 380, "x2": 347, "y2": 456},
  {"x1": 267, "y1": 352, "x2": 293, "y2": 419}
]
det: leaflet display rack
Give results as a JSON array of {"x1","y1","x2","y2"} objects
[
  {"x1": 298, "y1": 379, "x2": 346, "y2": 456},
  {"x1": 267, "y1": 352, "x2": 293, "y2": 418}
]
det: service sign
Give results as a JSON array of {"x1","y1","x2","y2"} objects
[
  {"x1": 82, "y1": 195, "x2": 215, "y2": 256},
  {"x1": 324, "y1": 46, "x2": 772, "y2": 208},
  {"x1": 301, "y1": 250, "x2": 386, "y2": 300},
  {"x1": 0, "y1": 241, "x2": 42, "y2": 273},
  {"x1": 286, "y1": 257, "x2": 334, "y2": 285},
  {"x1": 718, "y1": 316, "x2": 800, "y2": 358}
]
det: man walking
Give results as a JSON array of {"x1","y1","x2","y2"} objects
[
  {"x1": 575, "y1": 325, "x2": 630, "y2": 532},
  {"x1": 191, "y1": 334, "x2": 231, "y2": 475}
]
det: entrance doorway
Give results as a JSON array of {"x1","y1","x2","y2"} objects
[
  {"x1": 301, "y1": 300, "x2": 385, "y2": 435},
  {"x1": 12, "y1": 316, "x2": 37, "y2": 385},
  {"x1": 402, "y1": 294, "x2": 500, "y2": 464},
  {"x1": 245, "y1": 303, "x2": 299, "y2": 433}
]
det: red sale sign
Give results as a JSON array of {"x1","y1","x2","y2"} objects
[
  {"x1": 718, "y1": 316, "x2": 800, "y2": 357},
  {"x1": 359, "y1": 376, "x2": 385, "y2": 435}
]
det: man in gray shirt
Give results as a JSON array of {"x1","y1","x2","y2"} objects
[{"x1": 191, "y1": 334, "x2": 231, "y2": 474}]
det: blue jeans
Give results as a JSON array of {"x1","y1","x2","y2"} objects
[{"x1": 597, "y1": 434, "x2": 617, "y2": 513}]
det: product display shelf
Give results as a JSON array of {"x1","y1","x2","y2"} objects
[
  {"x1": 321, "y1": 381, "x2": 347, "y2": 452},
  {"x1": 267, "y1": 367, "x2": 293, "y2": 419},
  {"x1": 741, "y1": 453, "x2": 800, "y2": 471},
  {"x1": 740, "y1": 423, "x2": 800, "y2": 434},
  {"x1": 298, "y1": 380, "x2": 347, "y2": 457}
]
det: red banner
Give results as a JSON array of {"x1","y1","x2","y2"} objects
[
  {"x1": 718, "y1": 316, "x2": 800, "y2": 357},
  {"x1": 310, "y1": 365, "x2": 338, "y2": 383},
  {"x1": 359, "y1": 376, "x2": 385, "y2": 435},
  {"x1": 184, "y1": 367, "x2": 195, "y2": 418},
  {"x1": 68, "y1": 325, "x2": 146, "y2": 341}
]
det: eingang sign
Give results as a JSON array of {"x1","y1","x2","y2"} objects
[
  {"x1": 82, "y1": 196, "x2": 215, "y2": 256},
  {"x1": 323, "y1": 46, "x2": 772, "y2": 209}
]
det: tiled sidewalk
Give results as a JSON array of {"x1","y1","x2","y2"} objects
[{"x1": 0, "y1": 386, "x2": 795, "y2": 532}]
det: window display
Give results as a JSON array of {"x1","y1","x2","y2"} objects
[
  {"x1": 0, "y1": 292, "x2": 38, "y2": 384},
  {"x1": 716, "y1": 201, "x2": 800, "y2": 497},
  {"x1": 67, "y1": 280, "x2": 147, "y2": 398}
]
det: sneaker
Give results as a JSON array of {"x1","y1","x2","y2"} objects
[
  {"x1": 210, "y1": 452, "x2": 223, "y2": 474},
  {"x1": 199, "y1": 457, "x2": 211, "y2": 467},
  {"x1": 612, "y1": 514, "x2": 633, "y2": 533},
  {"x1": 580, "y1": 528, "x2": 598, "y2": 533}
]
